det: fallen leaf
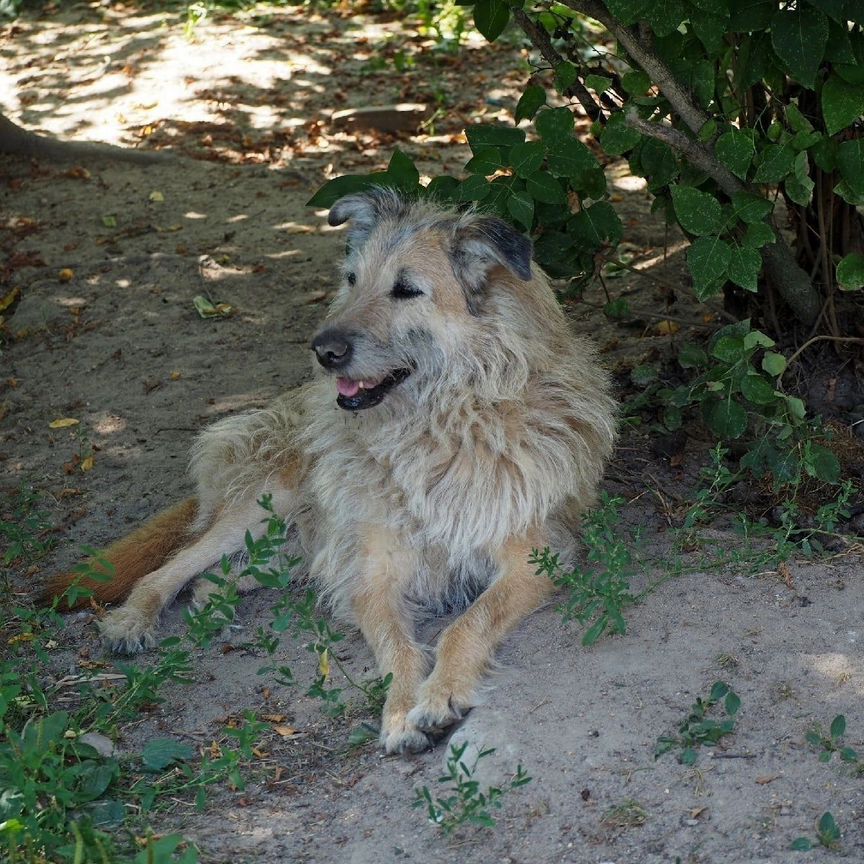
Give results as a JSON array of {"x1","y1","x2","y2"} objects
[
  {"x1": 80, "y1": 456, "x2": 94, "y2": 472},
  {"x1": 273, "y1": 725, "x2": 297, "y2": 737},
  {"x1": 49, "y1": 417, "x2": 79, "y2": 429},
  {"x1": 148, "y1": 190, "x2": 164, "y2": 203},
  {"x1": 58, "y1": 268, "x2": 75, "y2": 282},
  {"x1": 261, "y1": 713, "x2": 285, "y2": 722},
  {"x1": 66, "y1": 166, "x2": 91, "y2": 180},
  {"x1": 79, "y1": 731, "x2": 117, "y2": 757},
  {"x1": 0, "y1": 286, "x2": 21, "y2": 314},
  {"x1": 193, "y1": 295, "x2": 234, "y2": 319},
  {"x1": 756, "y1": 774, "x2": 781, "y2": 785},
  {"x1": 318, "y1": 648, "x2": 330, "y2": 680},
  {"x1": 101, "y1": 215, "x2": 117, "y2": 228},
  {"x1": 7, "y1": 632, "x2": 34, "y2": 645},
  {"x1": 169, "y1": 370, "x2": 182, "y2": 381},
  {"x1": 655, "y1": 320, "x2": 681, "y2": 335}
]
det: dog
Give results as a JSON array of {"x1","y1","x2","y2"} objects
[{"x1": 46, "y1": 189, "x2": 617, "y2": 754}]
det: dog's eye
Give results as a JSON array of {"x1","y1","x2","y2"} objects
[
  {"x1": 346, "y1": 272, "x2": 356, "y2": 286},
  {"x1": 391, "y1": 277, "x2": 423, "y2": 300}
]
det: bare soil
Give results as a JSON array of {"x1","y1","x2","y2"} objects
[{"x1": 2, "y1": 5, "x2": 863, "y2": 863}]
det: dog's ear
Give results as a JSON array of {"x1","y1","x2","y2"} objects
[
  {"x1": 328, "y1": 188, "x2": 409, "y2": 251},
  {"x1": 451, "y1": 216, "x2": 533, "y2": 312}
]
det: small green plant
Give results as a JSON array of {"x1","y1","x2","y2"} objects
[
  {"x1": 806, "y1": 715, "x2": 859, "y2": 765},
  {"x1": 531, "y1": 492, "x2": 636, "y2": 646},
  {"x1": 413, "y1": 742, "x2": 531, "y2": 834},
  {"x1": 0, "y1": 485, "x2": 55, "y2": 566},
  {"x1": 601, "y1": 799, "x2": 647, "y2": 830},
  {"x1": 655, "y1": 681, "x2": 741, "y2": 765},
  {"x1": 792, "y1": 811, "x2": 842, "y2": 852}
]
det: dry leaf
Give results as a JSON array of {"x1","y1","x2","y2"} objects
[
  {"x1": 81, "y1": 456, "x2": 95, "y2": 472},
  {"x1": 0, "y1": 286, "x2": 21, "y2": 314},
  {"x1": 169, "y1": 371, "x2": 182, "y2": 381},
  {"x1": 261, "y1": 713, "x2": 285, "y2": 722},
  {"x1": 49, "y1": 417, "x2": 79, "y2": 429},
  {"x1": 8, "y1": 632, "x2": 34, "y2": 645},
  {"x1": 273, "y1": 725, "x2": 297, "y2": 738},
  {"x1": 756, "y1": 774, "x2": 781, "y2": 785},
  {"x1": 149, "y1": 190, "x2": 164, "y2": 203},
  {"x1": 318, "y1": 648, "x2": 330, "y2": 680},
  {"x1": 655, "y1": 320, "x2": 681, "y2": 335},
  {"x1": 58, "y1": 268, "x2": 75, "y2": 282}
]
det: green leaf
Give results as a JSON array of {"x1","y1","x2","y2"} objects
[
  {"x1": 621, "y1": 70, "x2": 650, "y2": 94},
  {"x1": 507, "y1": 188, "x2": 535, "y2": 230},
  {"x1": 466, "y1": 124, "x2": 525, "y2": 151},
  {"x1": 473, "y1": 0, "x2": 510, "y2": 42},
  {"x1": 743, "y1": 222, "x2": 775, "y2": 248},
  {"x1": 546, "y1": 137, "x2": 598, "y2": 179},
  {"x1": 761, "y1": 352, "x2": 786, "y2": 376},
  {"x1": 307, "y1": 174, "x2": 382, "y2": 208},
  {"x1": 836, "y1": 139, "x2": 864, "y2": 198},
  {"x1": 600, "y1": 112, "x2": 642, "y2": 156},
  {"x1": 671, "y1": 185, "x2": 724, "y2": 236},
  {"x1": 791, "y1": 837, "x2": 812, "y2": 852},
  {"x1": 837, "y1": 253, "x2": 864, "y2": 291},
  {"x1": 388, "y1": 148, "x2": 420, "y2": 187},
  {"x1": 604, "y1": 0, "x2": 649, "y2": 24},
  {"x1": 712, "y1": 334, "x2": 745, "y2": 363},
  {"x1": 724, "y1": 690, "x2": 741, "y2": 716},
  {"x1": 770, "y1": 4, "x2": 828, "y2": 87},
  {"x1": 515, "y1": 85, "x2": 546, "y2": 122},
  {"x1": 425, "y1": 175, "x2": 459, "y2": 200},
  {"x1": 730, "y1": 0, "x2": 774, "y2": 32},
  {"x1": 693, "y1": 13, "x2": 728, "y2": 54},
  {"x1": 727, "y1": 244, "x2": 762, "y2": 292},
  {"x1": 716, "y1": 128, "x2": 755, "y2": 179},
  {"x1": 466, "y1": 148, "x2": 504, "y2": 175},
  {"x1": 705, "y1": 399, "x2": 748, "y2": 438},
  {"x1": 142, "y1": 738, "x2": 195, "y2": 771},
  {"x1": 586, "y1": 74, "x2": 612, "y2": 92},
  {"x1": 688, "y1": 236, "x2": 732, "y2": 298},
  {"x1": 731, "y1": 190, "x2": 773, "y2": 223},
  {"x1": 808, "y1": 444, "x2": 841, "y2": 483},
  {"x1": 830, "y1": 714, "x2": 846, "y2": 739},
  {"x1": 525, "y1": 171, "x2": 565, "y2": 205},
  {"x1": 808, "y1": 0, "x2": 847, "y2": 23},
  {"x1": 740, "y1": 373, "x2": 776, "y2": 405},
  {"x1": 822, "y1": 75, "x2": 864, "y2": 136},
  {"x1": 818, "y1": 811, "x2": 838, "y2": 836},
  {"x1": 743, "y1": 329, "x2": 774, "y2": 349},
  {"x1": 753, "y1": 142, "x2": 795, "y2": 183},
  {"x1": 535, "y1": 107, "x2": 575, "y2": 141},
  {"x1": 785, "y1": 173, "x2": 814, "y2": 206},
  {"x1": 509, "y1": 141, "x2": 545, "y2": 178},
  {"x1": 639, "y1": 138, "x2": 678, "y2": 190},
  {"x1": 457, "y1": 174, "x2": 492, "y2": 202},
  {"x1": 645, "y1": 0, "x2": 688, "y2": 36},
  {"x1": 555, "y1": 61, "x2": 579, "y2": 92},
  {"x1": 571, "y1": 201, "x2": 623, "y2": 248}
]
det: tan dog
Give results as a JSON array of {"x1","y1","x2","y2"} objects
[{"x1": 47, "y1": 190, "x2": 617, "y2": 753}]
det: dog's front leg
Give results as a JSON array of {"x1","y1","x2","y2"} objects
[
  {"x1": 407, "y1": 532, "x2": 554, "y2": 733},
  {"x1": 352, "y1": 528, "x2": 431, "y2": 755}
]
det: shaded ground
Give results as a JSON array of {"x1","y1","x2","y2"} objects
[{"x1": 2, "y1": 5, "x2": 863, "y2": 863}]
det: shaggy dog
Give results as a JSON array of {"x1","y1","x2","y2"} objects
[{"x1": 48, "y1": 190, "x2": 617, "y2": 753}]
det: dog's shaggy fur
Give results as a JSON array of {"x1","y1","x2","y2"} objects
[{"x1": 47, "y1": 190, "x2": 617, "y2": 753}]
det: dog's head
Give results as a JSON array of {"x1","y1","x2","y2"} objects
[{"x1": 311, "y1": 188, "x2": 536, "y2": 411}]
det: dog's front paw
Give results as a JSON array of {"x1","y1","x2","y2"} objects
[
  {"x1": 380, "y1": 710, "x2": 433, "y2": 755},
  {"x1": 406, "y1": 679, "x2": 476, "y2": 734},
  {"x1": 99, "y1": 607, "x2": 157, "y2": 653}
]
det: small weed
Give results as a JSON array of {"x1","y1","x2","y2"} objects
[
  {"x1": 532, "y1": 492, "x2": 636, "y2": 646},
  {"x1": 0, "y1": 485, "x2": 55, "y2": 566},
  {"x1": 413, "y1": 742, "x2": 531, "y2": 834},
  {"x1": 601, "y1": 799, "x2": 647, "y2": 830},
  {"x1": 655, "y1": 681, "x2": 741, "y2": 764},
  {"x1": 792, "y1": 811, "x2": 842, "y2": 852},
  {"x1": 805, "y1": 715, "x2": 859, "y2": 765}
]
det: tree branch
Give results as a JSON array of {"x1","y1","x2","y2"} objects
[
  {"x1": 511, "y1": 8, "x2": 603, "y2": 122},
  {"x1": 557, "y1": 0, "x2": 710, "y2": 135}
]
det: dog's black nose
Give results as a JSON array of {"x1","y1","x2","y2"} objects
[{"x1": 311, "y1": 329, "x2": 353, "y2": 369}]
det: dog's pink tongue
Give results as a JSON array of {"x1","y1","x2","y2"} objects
[{"x1": 336, "y1": 377, "x2": 361, "y2": 397}]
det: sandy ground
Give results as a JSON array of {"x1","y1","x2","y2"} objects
[{"x1": 2, "y1": 5, "x2": 863, "y2": 863}]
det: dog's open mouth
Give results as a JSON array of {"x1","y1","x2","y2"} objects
[{"x1": 335, "y1": 369, "x2": 411, "y2": 410}]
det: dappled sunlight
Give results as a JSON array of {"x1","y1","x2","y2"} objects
[
  {"x1": 803, "y1": 651, "x2": 864, "y2": 695},
  {"x1": 92, "y1": 414, "x2": 128, "y2": 437}
]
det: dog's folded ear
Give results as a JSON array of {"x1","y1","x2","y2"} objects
[
  {"x1": 328, "y1": 188, "x2": 410, "y2": 251},
  {"x1": 451, "y1": 216, "x2": 534, "y2": 312}
]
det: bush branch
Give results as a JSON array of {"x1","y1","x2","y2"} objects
[{"x1": 512, "y1": 8, "x2": 603, "y2": 122}]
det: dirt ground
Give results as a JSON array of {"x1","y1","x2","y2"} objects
[{"x1": 2, "y1": 4, "x2": 863, "y2": 863}]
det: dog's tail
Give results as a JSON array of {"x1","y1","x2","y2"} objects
[{"x1": 39, "y1": 498, "x2": 199, "y2": 609}]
